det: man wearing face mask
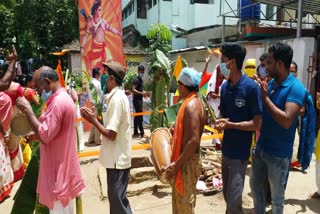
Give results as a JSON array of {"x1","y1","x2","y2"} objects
[
  {"x1": 215, "y1": 43, "x2": 263, "y2": 214},
  {"x1": 16, "y1": 66, "x2": 86, "y2": 213},
  {"x1": 132, "y1": 65, "x2": 148, "y2": 138},
  {"x1": 40, "y1": 89, "x2": 52, "y2": 102},
  {"x1": 257, "y1": 53, "x2": 269, "y2": 81},
  {"x1": 80, "y1": 62, "x2": 132, "y2": 214}
]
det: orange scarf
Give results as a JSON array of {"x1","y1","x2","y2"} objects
[{"x1": 171, "y1": 92, "x2": 198, "y2": 196}]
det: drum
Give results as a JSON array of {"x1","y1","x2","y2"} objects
[
  {"x1": 150, "y1": 127, "x2": 172, "y2": 184},
  {"x1": 10, "y1": 112, "x2": 32, "y2": 136}
]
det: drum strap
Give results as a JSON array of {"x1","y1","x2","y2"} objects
[{"x1": 171, "y1": 91, "x2": 197, "y2": 196}]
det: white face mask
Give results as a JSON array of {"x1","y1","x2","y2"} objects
[
  {"x1": 41, "y1": 90, "x2": 52, "y2": 102},
  {"x1": 220, "y1": 60, "x2": 231, "y2": 77},
  {"x1": 258, "y1": 66, "x2": 267, "y2": 79},
  {"x1": 138, "y1": 73, "x2": 144, "y2": 78}
]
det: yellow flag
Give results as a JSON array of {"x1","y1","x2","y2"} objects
[
  {"x1": 175, "y1": 89, "x2": 179, "y2": 96},
  {"x1": 173, "y1": 55, "x2": 183, "y2": 79}
]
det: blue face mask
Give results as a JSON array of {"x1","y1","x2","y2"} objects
[
  {"x1": 258, "y1": 66, "x2": 267, "y2": 79},
  {"x1": 41, "y1": 90, "x2": 52, "y2": 102},
  {"x1": 220, "y1": 60, "x2": 231, "y2": 77},
  {"x1": 138, "y1": 73, "x2": 144, "y2": 78}
]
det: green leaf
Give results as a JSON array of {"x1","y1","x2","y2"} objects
[
  {"x1": 163, "y1": 102, "x2": 182, "y2": 127},
  {"x1": 11, "y1": 145, "x2": 49, "y2": 214},
  {"x1": 150, "y1": 105, "x2": 165, "y2": 132},
  {"x1": 156, "y1": 49, "x2": 170, "y2": 71},
  {"x1": 123, "y1": 71, "x2": 138, "y2": 90}
]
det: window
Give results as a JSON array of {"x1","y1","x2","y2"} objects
[
  {"x1": 128, "y1": 4, "x2": 132, "y2": 16},
  {"x1": 147, "y1": 0, "x2": 152, "y2": 10},
  {"x1": 123, "y1": 9, "x2": 128, "y2": 19},
  {"x1": 266, "y1": 5, "x2": 274, "y2": 20},
  {"x1": 137, "y1": 0, "x2": 147, "y2": 19},
  {"x1": 190, "y1": 0, "x2": 210, "y2": 4}
]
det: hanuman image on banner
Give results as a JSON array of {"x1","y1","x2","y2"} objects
[{"x1": 78, "y1": 0, "x2": 123, "y2": 75}]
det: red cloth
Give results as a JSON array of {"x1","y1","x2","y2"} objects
[
  {"x1": 199, "y1": 71, "x2": 212, "y2": 88},
  {"x1": 4, "y1": 82, "x2": 23, "y2": 105},
  {"x1": 0, "y1": 92, "x2": 13, "y2": 202},
  {"x1": 85, "y1": 41, "x2": 107, "y2": 73}
]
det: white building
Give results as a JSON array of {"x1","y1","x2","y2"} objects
[{"x1": 122, "y1": 0, "x2": 276, "y2": 49}]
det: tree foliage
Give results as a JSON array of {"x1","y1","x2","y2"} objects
[
  {"x1": 0, "y1": 0, "x2": 79, "y2": 68},
  {"x1": 146, "y1": 23, "x2": 172, "y2": 75}
]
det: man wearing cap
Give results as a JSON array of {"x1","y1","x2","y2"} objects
[
  {"x1": 166, "y1": 67, "x2": 206, "y2": 214},
  {"x1": 215, "y1": 42, "x2": 262, "y2": 214},
  {"x1": 81, "y1": 62, "x2": 132, "y2": 214}
]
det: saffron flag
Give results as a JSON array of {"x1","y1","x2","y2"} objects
[
  {"x1": 55, "y1": 59, "x2": 65, "y2": 87},
  {"x1": 173, "y1": 55, "x2": 183, "y2": 80},
  {"x1": 208, "y1": 48, "x2": 221, "y2": 58}
]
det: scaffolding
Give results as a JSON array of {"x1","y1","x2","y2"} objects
[{"x1": 219, "y1": 0, "x2": 320, "y2": 41}]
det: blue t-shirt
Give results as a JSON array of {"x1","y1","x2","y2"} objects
[
  {"x1": 258, "y1": 73, "x2": 306, "y2": 158},
  {"x1": 220, "y1": 74, "x2": 263, "y2": 160}
]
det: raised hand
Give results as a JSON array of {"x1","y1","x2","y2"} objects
[
  {"x1": 256, "y1": 78, "x2": 268, "y2": 100},
  {"x1": 7, "y1": 45, "x2": 18, "y2": 62}
]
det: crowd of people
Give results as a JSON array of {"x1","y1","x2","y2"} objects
[
  {"x1": 204, "y1": 42, "x2": 319, "y2": 214},
  {"x1": 0, "y1": 41, "x2": 319, "y2": 214}
]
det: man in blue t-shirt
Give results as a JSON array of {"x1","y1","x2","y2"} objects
[
  {"x1": 250, "y1": 42, "x2": 306, "y2": 214},
  {"x1": 215, "y1": 43, "x2": 262, "y2": 214}
]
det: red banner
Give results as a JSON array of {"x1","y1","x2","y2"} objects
[{"x1": 78, "y1": 0, "x2": 123, "y2": 76}]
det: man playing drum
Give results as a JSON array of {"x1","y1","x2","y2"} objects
[{"x1": 166, "y1": 67, "x2": 206, "y2": 214}]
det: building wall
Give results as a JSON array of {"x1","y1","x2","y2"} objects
[
  {"x1": 186, "y1": 26, "x2": 238, "y2": 47},
  {"x1": 284, "y1": 37, "x2": 316, "y2": 89},
  {"x1": 122, "y1": 0, "x2": 132, "y2": 10},
  {"x1": 147, "y1": 2, "x2": 160, "y2": 26},
  {"x1": 252, "y1": 37, "x2": 316, "y2": 89},
  {"x1": 122, "y1": 0, "x2": 275, "y2": 49},
  {"x1": 125, "y1": 54, "x2": 148, "y2": 74},
  {"x1": 123, "y1": 0, "x2": 242, "y2": 35},
  {"x1": 137, "y1": 19, "x2": 148, "y2": 35},
  {"x1": 172, "y1": 33, "x2": 187, "y2": 50},
  {"x1": 68, "y1": 52, "x2": 82, "y2": 76}
]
